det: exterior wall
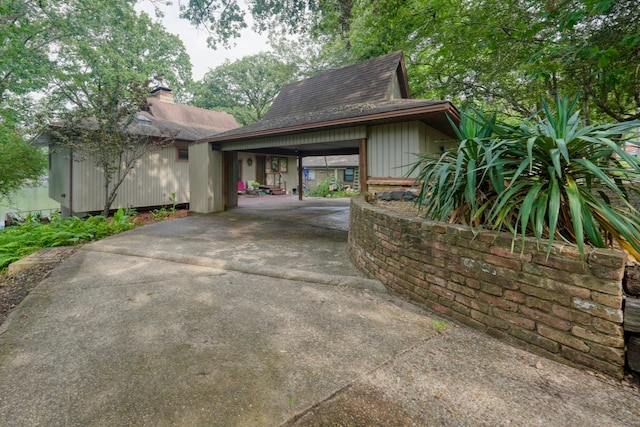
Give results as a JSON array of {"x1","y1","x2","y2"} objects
[
  {"x1": 367, "y1": 121, "x2": 453, "y2": 193},
  {"x1": 367, "y1": 122, "x2": 421, "y2": 178},
  {"x1": 390, "y1": 73, "x2": 403, "y2": 99},
  {"x1": 238, "y1": 153, "x2": 298, "y2": 194},
  {"x1": 349, "y1": 197, "x2": 627, "y2": 379},
  {"x1": 64, "y1": 144, "x2": 189, "y2": 213},
  {"x1": 48, "y1": 146, "x2": 71, "y2": 210},
  {"x1": 189, "y1": 142, "x2": 223, "y2": 213},
  {"x1": 422, "y1": 125, "x2": 455, "y2": 153},
  {"x1": 238, "y1": 153, "x2": 257, "y2": 186}
]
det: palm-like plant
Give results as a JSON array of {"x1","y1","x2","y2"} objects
[
  {"x1": 407, "y1": 108, "x2": 507, "y2": 226},
  {"x1": 409, "y1": 96, "x2": 640, "y2": 261}
]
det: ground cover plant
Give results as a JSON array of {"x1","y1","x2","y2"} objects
[
  {"x1": 409, "y1": 96, "x2": 640, "y2": 261},
  {"x1": 0, "y1": 208, "x2": 134, "y2": 270}
]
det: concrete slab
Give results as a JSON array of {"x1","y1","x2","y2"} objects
[
  {"x1": 0, "y1": 251, "x2": 435, "y2": 426},
  {"x1": 1, "y1": 196, "x2": 639, "y2": 426}
]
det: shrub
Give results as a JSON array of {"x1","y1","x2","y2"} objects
[
  {"x1": 409, "y1": 96, "x2": 640, "y2": 261},
  {"x1": 0, "y1": 209, "x2": 136, "y2": 269},
  {"x1": 307, "y1": 178, "x2": 358, "y2": 198}
]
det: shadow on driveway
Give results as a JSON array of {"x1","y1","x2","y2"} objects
[{"x1": 0, "y1": 196, "x2": 638, "y2": 426}]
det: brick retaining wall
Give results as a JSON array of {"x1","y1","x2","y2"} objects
[{"x1": 349, "y1": 197, "x2": 627, "y2": 379}]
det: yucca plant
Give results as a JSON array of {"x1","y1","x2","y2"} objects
[
  {"x1": 409, "y1": 96, "x2": 640, "y2": 261},
  {"x1": 407, "y1": 108, "x2": 510, "y2": 226},
  {"x1": 485, "y1": 96, "x2": 640, "y2": 260}
]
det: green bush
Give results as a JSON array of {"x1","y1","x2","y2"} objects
[
  {"x1": 409, "y1": 96, "x2": 640, "y2": 261},
  {"x1": 0, "y1": 208, "x2": 135, "y2": 270},
  {"x1": 307, "y1": 178, "x2": 358, "y2": 198}
]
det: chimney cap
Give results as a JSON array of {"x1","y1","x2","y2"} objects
[{"x1": 150, "y1": 86, "x2": 173, "y2": 94}]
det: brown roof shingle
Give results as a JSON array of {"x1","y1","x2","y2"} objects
[
  {"x1": 263, "y1": 51, "x2": 408, "y2": 120},
  {"x1": 143, "y1": 99, "x2": 239, "y2": 136},
  {"x1": 199, "y1": 51, "x2": 459, "y2": 145}
]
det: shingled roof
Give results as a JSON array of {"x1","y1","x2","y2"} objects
[
  {"x1": 36, "y1": 92, "x2": 239, "y2": 146},
  {"x1": 141, "y1": 97, "x2": 239, "y2": 139},
  {"x1": 264, "y1": 51, "x2": 409, "y2": 120},
  {"x1": 200, "y1": 51, "x2": 459, "y2": 147}
]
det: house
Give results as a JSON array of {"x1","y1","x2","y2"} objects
[
  {"x1": 37, "y1": 87, "x2": 239, "y2": 216},
  {"x1": 302, "y1": 155, "x2": 360, "y2": 192},
  {"x1": 190, "y1": 51, "x2": 460, "y2": 213}
]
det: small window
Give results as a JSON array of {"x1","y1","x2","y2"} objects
[
  {"x1": 269, "y1": 156, "x2": 288, "y2": 172},
  {"x1": 177, "y1": 146, "x2": 189, "y2": 162},
  {"x1": 344, "y1": 168, "x2": 354, "y2": 182}
]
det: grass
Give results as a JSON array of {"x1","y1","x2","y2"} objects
[{"x1": 432, "y1": 319, "x2": 449, "y2": 333}]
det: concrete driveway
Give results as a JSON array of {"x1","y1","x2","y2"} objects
[{"x1": 0, "y1": 196, "x2": 639, "y2": 426}]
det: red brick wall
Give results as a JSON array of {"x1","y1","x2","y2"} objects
[{"x1": 349, "y1": 197, "x2": 627, "y2": 379}]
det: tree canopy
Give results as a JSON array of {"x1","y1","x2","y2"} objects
[
  {"x1": 44, "y1": 0, "x2": 192, "y2": 216},
  {"x1": 0, "y1": 0, "x2": 192, "y2": 208},
  {"x1": 178, "y1": 0, "x2": 352, "y2": 48},
  {"x1": 180, "y1": 0, "x2": 640, "y2": 123},
  {"x1": 191, "y1": 53, "x2": 298, "y2": 125},
  {"x1": 0, "y1": 0, "x2": 61, "y2": 199}
]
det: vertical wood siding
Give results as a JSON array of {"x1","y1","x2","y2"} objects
[
  {"x1": 48, "y1": 147, "x2": 70, "y2": 208},
  {"x1": 368, "y1": 122, "x2": 454, "y2": 179},
  {"x1": 367, "y1": 122, "x2": 421, "y2": 178},
  {"x1": 188, "y1": 142, "x2": 214, "y2": 213},
  {"x1": 71, "y1": 145, "x2": 189, "y2": 213}
]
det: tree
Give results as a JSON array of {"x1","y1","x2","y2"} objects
[
  {"x1": 47, "y1": 1, "x2": 192, "y2": 217},
  {"x1": 532, "y1": 0, "x2": 640, "y2": 122},
  {"x1": 0, "y1": 0, "x2": 61, "y2": 199},
  {"x1": 343, "y1": 0, "x2": 640, "y2": 122},
  {"x1": 0, "y1": 122, "x2": 47, "y2": 201},
  {"x1": 268, "y1": 32, "x2": 353, "y2": 77},
  {"x1": 177, "y1": 0, "x2": 353, "y2": 47},
  {"x1": 192, "y1": 53, "x2": 298, "y2": 125},
  {"x1": 52, "y1": 80, "x2": 177, "y2": 218}
]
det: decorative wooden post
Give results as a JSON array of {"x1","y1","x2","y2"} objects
[
  {"x1": 297, "y1": 153, "x2": 303, "y2": 201},
  {"x1": 359, "y1": 138, "x2": 368, "y2": 194}
]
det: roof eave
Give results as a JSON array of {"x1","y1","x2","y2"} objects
[{"x1": 204, "y1": 102, "x2": 460, "y2": 148}]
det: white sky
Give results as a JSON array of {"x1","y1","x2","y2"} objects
[{"x1": 136, "y1": 1, "x2": 271, "y2": 80}]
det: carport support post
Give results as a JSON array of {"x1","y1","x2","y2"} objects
[
  {"x1": 297, "y1": 154, "x2": 303, "y2": 201},
  {"x1": 359, "y1": 138, "x2": 368, "y2": 193}
]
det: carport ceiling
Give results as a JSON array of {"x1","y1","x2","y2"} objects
[{"x1": 232, "y1": 140, "x2": 361, "y2": 157}]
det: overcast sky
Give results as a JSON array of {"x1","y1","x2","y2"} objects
[{"x1": 136, "y1": 1, "x2": 271, "y2": 81}]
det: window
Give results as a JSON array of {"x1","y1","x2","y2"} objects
[
  {"x1": 269, "y1": 156, "x2": 288, "y2": 173},
  {"x1": 176, "y1": 146, "x2": 189, "y2": 162},
  {"x1": 344, "y1": 168, "x2": 354, "y2": 182}
]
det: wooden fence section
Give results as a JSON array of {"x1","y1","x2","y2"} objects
[{"x1": 349, "y1": 197, "x2": 627, "y2": 379}]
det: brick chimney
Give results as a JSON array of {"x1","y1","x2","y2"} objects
[{"x1": 150, "y1": 86, "x2": 174, "y2": 103}]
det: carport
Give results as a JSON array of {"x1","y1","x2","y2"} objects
[{"x1": 188, "y1": 51, "x2": 459, "y2": 213}]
